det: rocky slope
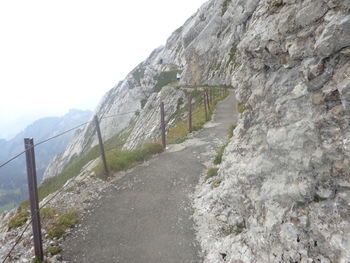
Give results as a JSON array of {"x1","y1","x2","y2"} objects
[{"x1": 11, "y1": 0, "x2": 350, "y2": 262}]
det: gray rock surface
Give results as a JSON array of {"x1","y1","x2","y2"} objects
[{"x1": 194, "y1": 1, "x2": 350, "y2": 263}]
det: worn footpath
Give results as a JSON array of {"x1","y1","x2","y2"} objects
[{"x1": 62, "y1": 91, "x2": 238, "y2": 263}]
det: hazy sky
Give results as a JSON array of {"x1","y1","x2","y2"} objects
[{"x1": 0, "y1": 0, "x2": 207, "y2": 139}]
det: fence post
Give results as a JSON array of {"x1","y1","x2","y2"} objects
[
  {"x1": 160, "y1": 102, "x2": 166, "y2": 149},
  {"x1": 94, "y1": 115, "x2": 109, "y2": 177},
  {"x1": 24, "y1": 138, "x2": 43, "y2": 261},
  {"x1": 188, "y1": 96, "x2": 193, "y2": 133},
  {"x1": 203, "y1": 91, "x2": 208, "y2": 121},
  {"x1": 206, "y1": 89, "x2": 210, "y2": 112}
]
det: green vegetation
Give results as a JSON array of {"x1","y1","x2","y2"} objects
[
  {"x1": 40, "y1": 207, "x2": 57, "y2": 220},
  {"x1": 47, "y1": 210, "x2": 79, "y2": 239},
  {"x1": 237, "y1": 102, "x2": 245, "y2": 113},
  {"x1": 314, "y1": 194, "x2": 327, "y2": 202},
  {"x1": 154, "y1": 70, "x2": 182, "y2": 92},
  {"x1": 45, "y1": 245, "x2": 62, "y2": 256},
  {"x1": 8, "y1": 210, "x2": 30, "y2": 229},
  {"x1": 132, "y1": 66, "x2": 146, "y2": 86},
  {"x1": 94, "y1": 143, "x2": 164, "y2": 177},
  {"x1": 221, "y1": 222, "x2": 245, "y2": 236},
  {"x1": 31, "y1": 257, "x2": 49, "y2": 263},
  {"x1": 213, "y1": 143, "x2": 228, "y2": 165},
  {"x1": 228, "y1": 124, "x2": 236, "y2": 139},
  {"x1": 205, "y1": 168, "x2": 219, "y2": 181},
  {"x1": 175, "y1": 137, "x2": 188, "y2": 144},
  {"x1": 213, "y1": 124, "x2": 236, "y2": 165},
  {"x1": 227, "y1": 45, "x2": 240, "y2": 69},
  {"x1": 234, "y1": 222, "x2": 245, "y2": 234},
  {"x1": 221, "y1": 0, "x2": 232, "y2": 16}
]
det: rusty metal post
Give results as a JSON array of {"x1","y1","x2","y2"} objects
[
  {"x1": 209, "y1": 89, "x2": 213, "y2": 105},
  {"x1": 24, "y1": 138, "x2": 43, "y2": 261},
  {"x1": 206, "y1": 89, "x2": 211, "y2": 112},
  {"x1": 94, "y1": 115, "x2": 109, "y2": 177},
  {"x1": 203, "y1": 91, "x2": 208, "y2": 121},
  {"x1": 188, "y1": 96, "x2": 193, "y2": 133},
  {"x1": 160, "y1": 102, "x2": 166, "y2": 149}
]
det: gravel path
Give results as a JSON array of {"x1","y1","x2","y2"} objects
[{"x1": 62, "y1": 91, "x2": 237, "y2": 263}]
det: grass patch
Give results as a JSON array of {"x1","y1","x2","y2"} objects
[
  {"x1": 40, "y1": 207, "x2": 57, "y2": 220},
  {"x1": 154, "y1": 70, "x2": 181, "y2": 92},
  {"x1": 213, "y1": 143, "x2": 227, "y2": 165},
  {"x1": 94, "y1": 143, "x2": 164, "y2": 176},
  {"x1": 45, "y1": 245, "x2": 62, "y2": 256},
  {"x1": 32, "y1": 257, "x2": 49, "y2": 263},
  {"x1": 175, "y1": 137, "x2": 188, "y2": 144},
  {"x1": 213, "y1": 124, "x2": 236, "y2": 165},
  {"x1": 47, "y1": 210, "x2": 79, "y2": 239},
  {"x1": 228, "y1": 124, "x2": 236, "y2": 139},
  {"x1": 205, "y1": 168, "x2": 219, "y2": 181},
  {"x1": 237, "y1": 102, "x2": 245, "y2": 113},
  {"x1": 8, "y1": 210, "x2": 30, "y2": 229}
]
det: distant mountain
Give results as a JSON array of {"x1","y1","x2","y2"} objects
[{"x1": 0, "y1": 109, "x2": 92, "y2": 213}]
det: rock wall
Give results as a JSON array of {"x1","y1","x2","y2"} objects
[{"x1": 195, "y1": 0, "x2": 350, "y2": 262}]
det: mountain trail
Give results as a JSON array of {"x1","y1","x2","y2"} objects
[{"x1": 62, "y1": 90, "x2": 238, "y2": 263}]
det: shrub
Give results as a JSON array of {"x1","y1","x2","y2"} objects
[{"x1": 8, "y1": 210, "x2": 30, "y2": 229}]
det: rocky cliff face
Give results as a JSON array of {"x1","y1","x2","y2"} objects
[
  {"x1": 42, "y1": 0, "x2": 350, "y2": 262},
  {"x1": 194, "y1": 0, "x2": 350, "y2": 262}
]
